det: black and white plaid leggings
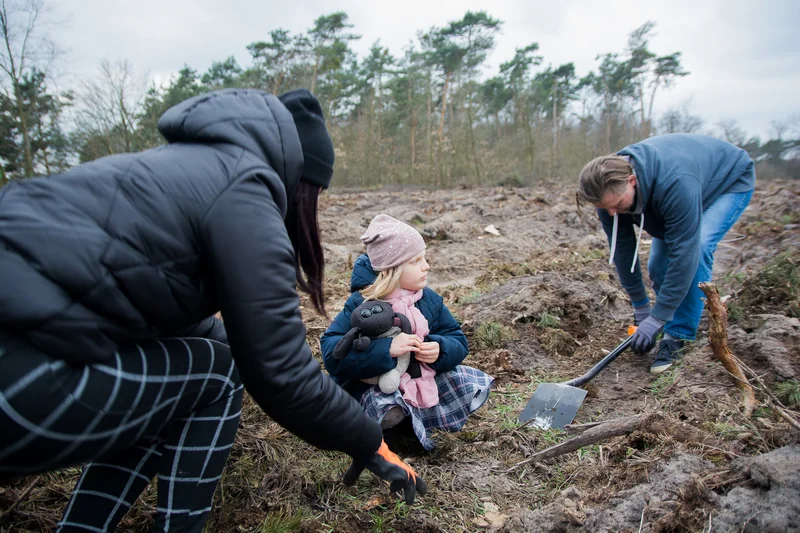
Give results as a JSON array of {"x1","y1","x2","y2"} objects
[{"x1": 0, "y1": 333, "x2": 243, "y2": 532}]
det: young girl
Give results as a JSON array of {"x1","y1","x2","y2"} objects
[{"x1": 321, "y1": 214, "x2": 493, "y2": 450}]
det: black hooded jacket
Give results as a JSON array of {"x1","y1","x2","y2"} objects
[{"x1": 0, "y1": 89, "x2": 382, "y2": 459}]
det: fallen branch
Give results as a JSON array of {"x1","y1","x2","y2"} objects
[
  {"x1": 699, "y1": 282, "x2": 757, "y2": 417},
  {"x1": 507, "y1": 414, "x2": 648, "y2": 470},
  {"x1": 766, "y1": 398, "x2": 800, "y2": 431},
  {"x1": 507, "y1": 413, "x2": 711, "y2": 471}
]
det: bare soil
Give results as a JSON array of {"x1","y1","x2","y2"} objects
[{"x1": 2, "y1": 180, "x2": 799, "y2": 532}]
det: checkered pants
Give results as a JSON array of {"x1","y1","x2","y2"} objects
[{"x1": 0, "y1": 334, "x2": 243, "y2": 532}]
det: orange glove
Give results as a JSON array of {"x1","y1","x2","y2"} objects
[{"x1": 343, "y1": 440, "x2": 428, "y2": 505}]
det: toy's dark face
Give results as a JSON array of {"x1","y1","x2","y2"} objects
[{"x1": 351, "y1": 301, "x2": 396, "y2": 336}]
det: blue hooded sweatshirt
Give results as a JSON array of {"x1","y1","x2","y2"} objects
[
  {"x1": 598, "y1": 134, "x2": 755, "y2": 323},
  {"x1": 321, "y1": 255, "x2": 469, "y2": 399}
]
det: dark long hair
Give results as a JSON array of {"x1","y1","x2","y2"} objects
[{"x1": 285, "y1": 180, "x2": 326, "y2": 316}]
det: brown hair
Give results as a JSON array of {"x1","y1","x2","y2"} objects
[
  {"x1": 285, "y1": 180, "x2": 326, "y2": 316},
  {"x1": 576, "y1": 155, "x2": 633, "y2": 207}
]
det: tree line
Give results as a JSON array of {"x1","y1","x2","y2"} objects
[{"x1": 2, "y1": 2, "x2": 798, "y2": 188}]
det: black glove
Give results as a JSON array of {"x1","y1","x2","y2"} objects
[
  {"x1": 343, "y1": 440, "x2": 428, "y2": 505},
  {"x1": 630, "y1": 316, "x2": 665, "y2": 354}
]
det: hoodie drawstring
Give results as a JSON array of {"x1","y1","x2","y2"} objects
[
  {"x1": 608, "y1": 212, "x2": 645, "y2": 274},
  {"x1": 608, "y1": 214, "x2": 619, "y2": 267}
]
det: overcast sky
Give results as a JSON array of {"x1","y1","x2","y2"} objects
[{"x1": 56, "y1": 0, "x2": 799, "y2": 139}]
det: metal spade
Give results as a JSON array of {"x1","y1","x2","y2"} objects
[{"x1": 518, "y1": 335, "x2": 634, "y2": 430}]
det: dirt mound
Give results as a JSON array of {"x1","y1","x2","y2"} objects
[
  {"x1": 733, "y1": 314, "x2": 800, "y2": 379},
  {"x1": 583, "y1": 453, "x2": 714, "y2": 533},
  {"x1": 420, "y1": 205, "x2": 484, "y2": 242},
  {"x1": 713, "y1": 445, "x2": 800, "y2": 533},
  {"x1": 462, "y1": 273, "x2": 630, "y2": 335},
  {"x1": 500, "y1": 454, "x2": 714, "y2": 533},
  {"x1": 500, "y1": 487, "x2": 586, "y2": 533},
  {"x1": 455, "y1": 459, "x2": 521, "y2": 496},
  {"x1": 321, "y1": 242, "x2": 356, "y2": 274},
  {"x1": 318, "y1": 186, "x2": 606, "y2": 289},
  {"x1": 503, "y1": 339, "x2": 556, "y2": 374}
]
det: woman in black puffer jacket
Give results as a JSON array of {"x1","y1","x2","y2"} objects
[{"x1": 0, "y1": 88, "x2": 425, "y2": 532}]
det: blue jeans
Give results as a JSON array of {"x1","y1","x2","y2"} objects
[{"x1": 648, "y1": 189, "x2": 753, "y2": 341}]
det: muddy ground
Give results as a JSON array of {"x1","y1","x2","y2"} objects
[{"x1": 1, "y1": 180, "x2": 799, "y2": 532}]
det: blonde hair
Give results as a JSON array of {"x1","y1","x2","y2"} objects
[
  {"x1": 361, "y1": 266, "x2": 403, "y2": 301},
  {"x1": 576, "y1": 155, "x2": 632, "y2": 207}
]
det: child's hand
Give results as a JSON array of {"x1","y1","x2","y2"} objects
[
  {"x1": 390, "y1": 333, "x2": 421, "y2": 357},
  {"x1": 416, "y1": 341, "x2": 440, "y2": 364}
]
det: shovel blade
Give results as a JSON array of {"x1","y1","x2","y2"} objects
[{"x1": 518, "y1": 383, "x2": 588, "y2": 430}]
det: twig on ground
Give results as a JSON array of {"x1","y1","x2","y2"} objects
[
  {"x1": 735, "y1": 358, "x2": 800, "y2": 431},
  {"x1": 638, "y1": 505, "x2": 646, "y2": 533},
  {"x1": 676, "y1": 381, "x2": 731, "y2": 389},
  {"x1": 689, "y1": 443, "x2": 741, "y2": 459},
  {"x1": 766, "y1": 399, "x2": 800, "y2": 431}
]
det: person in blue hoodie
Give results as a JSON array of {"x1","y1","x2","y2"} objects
[
  {"x1": 321, "y1": 214, "x2": 493, "y2": 450},
  {"x1": 577, "y1": 134, "x2": 755, "y2": 374}
]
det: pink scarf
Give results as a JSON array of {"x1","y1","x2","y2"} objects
[
  {"x1": 385, "y1": 288, "x2": 439, "y2": 408},
  {"x1": 386, "y1": 288, "x2": 429, "y2": 340}
]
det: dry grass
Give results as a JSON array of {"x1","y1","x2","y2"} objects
[{"x1": 737, "y1": 253, "x2": 799, "y2": 319}]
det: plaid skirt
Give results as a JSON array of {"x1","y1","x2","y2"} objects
[{"x1": 360, "y1": 365, "x2": 494, "y2": 450}]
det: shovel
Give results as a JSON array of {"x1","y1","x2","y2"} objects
[{"x1": 518, "y1": 333, "x2": 635, "y2": 430}]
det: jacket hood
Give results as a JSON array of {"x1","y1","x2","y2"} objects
[
  {"x1": 351, "y1": 254, "x2": 378, "y2": 292},
  {"x1": 616, "y1": 150, "x2": 654, "y2": 210},
  {"x1": 158, "y1": 88, "x2": 304, "y2": 199}
]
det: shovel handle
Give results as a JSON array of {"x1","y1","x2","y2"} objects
[{"x1": 561, "y1": 335, "x2": 634, "y2": 388}]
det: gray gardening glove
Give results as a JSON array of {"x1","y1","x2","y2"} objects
[
  {"x1": 633, "y1": 303, "x2": 651, "y2": 326},
  {"x1": 631, "y1": 316, "x2": 664, "y2": 354}
]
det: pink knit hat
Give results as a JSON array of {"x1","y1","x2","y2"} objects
[{"x1": 360, "y1": 214, "x2": 426, "y2": 271}]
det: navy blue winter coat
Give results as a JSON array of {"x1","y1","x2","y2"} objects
[
  {"x1": 321, "y1": 255, "x2": 469, "y2": 399},
  {"x1": 0, "y1": 89, "x2": 381, "y2": 458}
]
